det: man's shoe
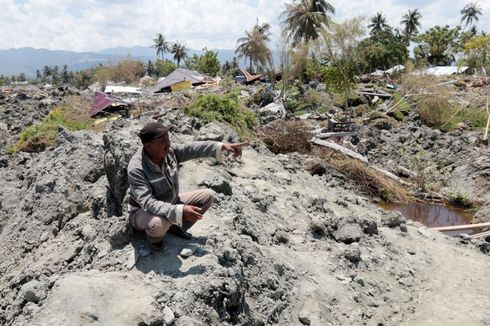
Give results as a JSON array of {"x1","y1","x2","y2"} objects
[
  {"x1": 149, "y1": 241, "x2": 167, "y2": 252},
  {"x1": 146, "y1": 235, "x2": 167, "y2": 252},
  {"x1": 169, "y1": 225, "x2": 193, "y2": 239}
]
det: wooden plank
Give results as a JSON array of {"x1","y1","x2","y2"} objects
[
  {"x1": 372, "y1": 166, "x2": 411, "y2": 186},
  {"x1": 357, "y1": 91, "x2": 393, "y2": 98},
  {"x1": 312, "y1": 138, "x2": 368, "y2": 163},
  {"x1": 316, "y1": 132, "x2": 355, "y2": 139},
  {"x1": 484, "y1": 97, "x2": 489, "y2": 140},
  {"x1": 431, "y1": 222, "x2": 490, "y2": 232},
  {"x1": 471, "y1": 230, "x2": 490, "y2": 239}
]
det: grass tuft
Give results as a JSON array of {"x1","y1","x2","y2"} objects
[{"x1": 8, "y1": 96, "x2": 94, "y2": 153}]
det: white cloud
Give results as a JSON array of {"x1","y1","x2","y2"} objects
[{"x1": 0, "y1": 0, "x2": 488, "y2": 52}]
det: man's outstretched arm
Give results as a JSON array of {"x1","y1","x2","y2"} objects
[{"x1": 173, "y1": 141, "x2": 249, "y2": 163}]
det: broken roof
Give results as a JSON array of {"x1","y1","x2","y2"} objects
[
  {"x1": 241, "y1": 69, "x2": 262, "y2": 84},
  {"x1": 88, "y1": 91, "x2": 128, "y2": 117},
  {"x1": 152, "y1": 68, "x2": 207, "y2": 92}
]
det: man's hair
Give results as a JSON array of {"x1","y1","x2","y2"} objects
[{"x1": 139, "y1": 122, "x2": 170, "y2": 144}]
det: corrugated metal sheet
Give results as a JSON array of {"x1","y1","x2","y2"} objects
[
  {"x1": 153, "y1": 68, "x2": 206, "y2": 92},
  {"x1": 89, "y1": 91, "x2": 128, "y2": 117},
  {"x1": 104, "y1": 85, "x2": 142, "y2": 94},
  {"x1": 423, "y1": 66, "x2": 468, "y2": 76}
]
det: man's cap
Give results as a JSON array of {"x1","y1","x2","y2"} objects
[{"x1": 139, "y1": 122, "x2": 170, "y2": 143}]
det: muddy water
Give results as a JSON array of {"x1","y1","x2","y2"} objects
[{"x1": 379, "y1": 203, "x2": 476, "y2": 235}]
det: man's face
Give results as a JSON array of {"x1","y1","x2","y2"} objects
[{"x1": 145, "y1": 133, "x2": 170, "y2": 162}]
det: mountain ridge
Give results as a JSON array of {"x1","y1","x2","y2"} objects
[{"x1": 0, "y1": 46, "x2": 241, "y2": 76}]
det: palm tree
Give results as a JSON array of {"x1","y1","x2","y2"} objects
[
  {"x1": 171, "y1": 42, "x2": 188, "y2": 67},
  {"x1": 236, "y1": 21, "x2": 273, "y2": 72},
  {"x1": 152, "y1": 33, "x2": 170, "y2": 60},
  {"x1": 42, "y1": 65, "x2": 51, "y2": 82},
  {"x1": 280, "y1": 0, "x2": 335, "y2": 46},
  {"x1": 368, "y1": 12, "x2": 389, "y2": 35},
  {"x1": 401, "y1": 9, "x2": 422, "y2": 40},
  {"x1": 460, "y1": 2, "x2": 482, "y2": 29}
]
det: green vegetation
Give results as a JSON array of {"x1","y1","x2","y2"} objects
[
  {"x1": 414, "y1": 25, "x2": 461, "y2": 66},
  {"x1": 185, "y1": 48, "x2": 221, "y2": 77},
  {"x1": 418, "y1": 96, "x2": 487, "y2": 132},
  {"x1": 464, "y1": 35, "x2": 490, "y2": 73},
  {"x1": 155, "y1": 59, "x2": 177, "y2": 77},
  {"x1": 236, "y1": 21, "x2": 273, "y2": 72},
  {"x1": 152, "y1": 33, "x2": 171, "y2": 59},
  {"x1": 356, "y1": 28, "x2": 408, "y2": 71},
  {"x1": 184, "y1": 91, "x2": 257, "y2": 136},
  {"x1": 280, "y1": 0, "x2": 335, "y2": 46},
  {"x1": 171, "y1": 42, "x2": 188, "y2": 67},
  {"x1": 397, "y1": 147, "x2": 437, "y2": 191},
  {"x1": 448, "y1": 187, "x2": 474, "y2": 207},
  {"x1": 8, "y1": 97, "x2": 93, "y2": 153},
  {"x1": 94, "y1": 57, "x2": 145, "y2": 85}
]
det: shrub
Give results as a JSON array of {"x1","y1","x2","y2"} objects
[
  {"x1": 326, "y1": 153, "x2": 413, "y2": 203},
  {"x1": 397, "y1": 147, "x2": 437, "y2": 191},
  {"x1": 447, "y1": 187, "x2": 474, "y2": 208},
  {"x1": 155, "y1": 59, "x2": 177, "y2": 77},
  {"x1": 9, "y1": 96, "x2": 93, "y2": 153},
  {"x1": 258, "y1": 121, "x2": 312, "y2": 154},
  {"x1": 94, "y1": 57, "x2": 145, "y2": 85},
  {"x1": 184, "y1": 91, "x2": 256, "y2": 136},
  {"x1": 399, "y1": 74, "x2": 486, "y2": 132}
]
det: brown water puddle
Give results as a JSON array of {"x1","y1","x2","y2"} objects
[{"x1": 378, "y1": 202, "x2": 476, "y2": 235}]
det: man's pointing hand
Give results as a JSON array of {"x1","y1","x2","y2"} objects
[{"x1": 222, "y1": 142, "x2": 249, "y2": 159}]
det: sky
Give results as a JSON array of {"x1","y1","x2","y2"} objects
[{"x1": 0, "y1": 0, "x2": 488, "y2": 52}]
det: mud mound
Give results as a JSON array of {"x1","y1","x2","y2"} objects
[{"x1": 0, "y1": 107, "x2": 489, "y2": 325}]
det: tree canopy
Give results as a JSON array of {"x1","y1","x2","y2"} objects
[{"x1": 281, "y1": 0, "x2": 335, "y2": 46}]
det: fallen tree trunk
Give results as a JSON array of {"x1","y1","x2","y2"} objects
[
  {"x1": 431, "y1": 222, "x2": 490, "y2": 232},
  {"x1": 315, "y1": 132, "x2": 355, "y2": 139},
  {"x1": 372, "y1": 166, "x2": 411, "y2": 186},
  {"x1": 471, "y1": 230, "x2": 490, "y2": 239},
  {"x1": 311, "y1": 138, "x2": 368, "y2": 163}
]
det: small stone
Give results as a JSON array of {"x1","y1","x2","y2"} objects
[
  {"x1": 180, "y1": 247, "x2": 196, "y2": 258},
  {"x1": 343, "y1": 246, "x2": 362, "y2": 265},
  {"x1": 298, "y1": 311, "x2": 311, "y2": 325},
  {"x1": 407, "y1": 249, "x2": 416, "y2": 255},
  {"x1": 459, "y1": 233, "x2": 471, "y2": 240},
  {"x1": 20, "y1": 280, "x2": 47, "y2": 304},
  {"x1": 125, "y1": 251, "x2": 139, "y2": 270},
  {"x1": 399, "y1": 223, "x2": 408, "y2": 232},
  {"x1": 355, "y1": 277, "x2": 365, "y2": 286},
  {"x1": 162, "y1": 306, "x2": 175, "y2": 325},
  {"x1": 173, "y1": 307, "x2": 185, "y2": 318}
]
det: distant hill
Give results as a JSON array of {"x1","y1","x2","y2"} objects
[
  {"x1": 0, "y1": 47, "x2": 119, "y2": 76},
  {"x1": 0, "y1": 46, "x2": 277, "y2": 77}
]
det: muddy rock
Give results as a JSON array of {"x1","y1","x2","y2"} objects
[
  {"x1": 198, "y1": 175, "x2": 232, "y2": 196},
  {"x1": 334, "y1": 222, "x2": 363, "y2": 244},
  {"x1": 382, "y1": 211, "x2": 406, "y2": 228}
]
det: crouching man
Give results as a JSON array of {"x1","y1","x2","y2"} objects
[{"x1": 127, "y1": 122, "x2": 247, "y2": 251}]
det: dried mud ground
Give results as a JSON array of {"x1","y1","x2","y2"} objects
[{"x1": 0, "y1": 106, "x2": 489, "y2": 325}]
